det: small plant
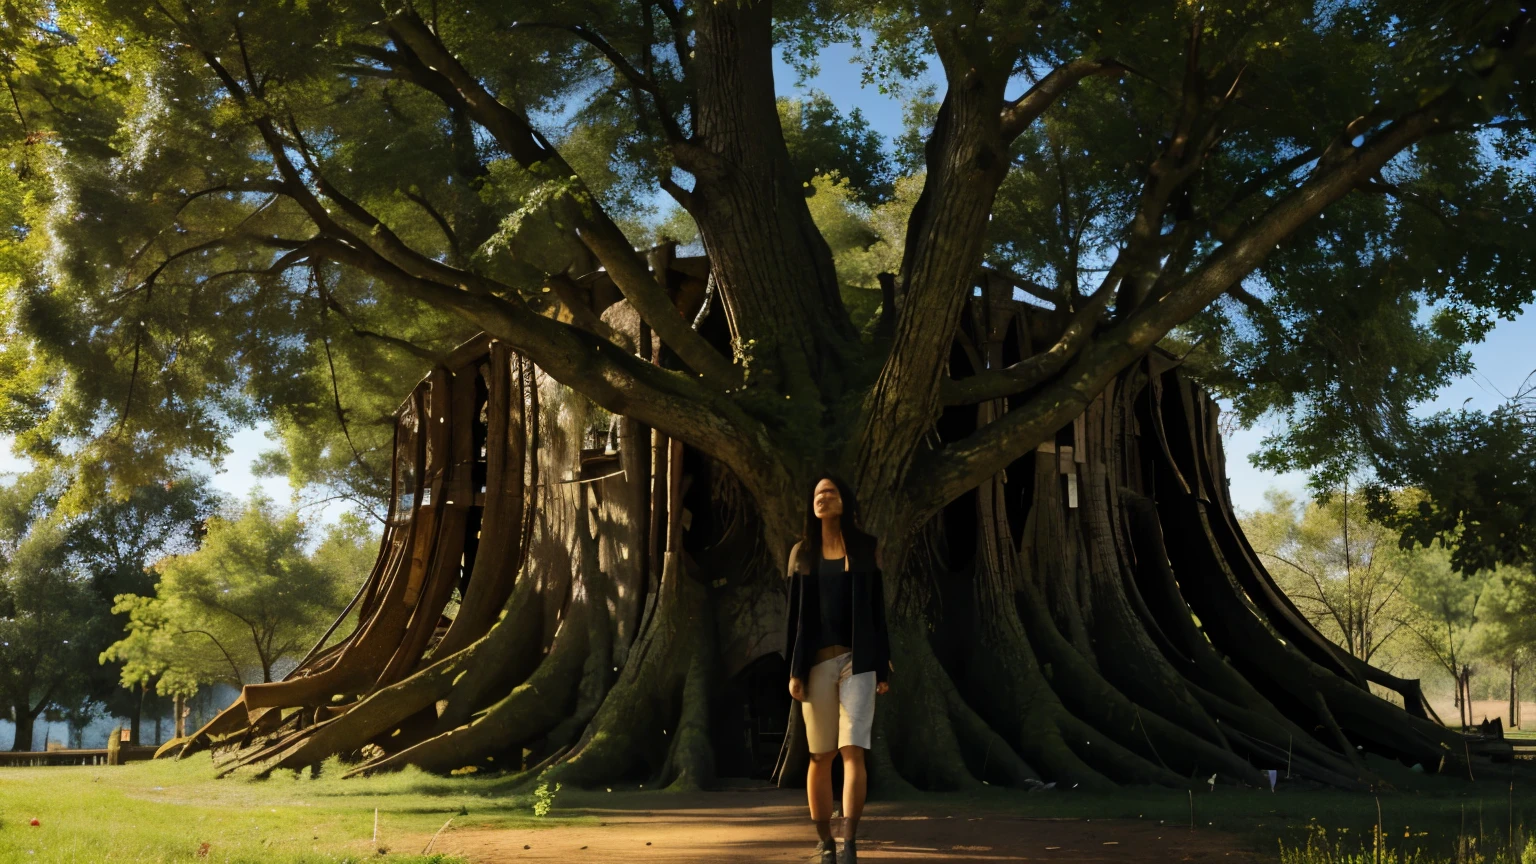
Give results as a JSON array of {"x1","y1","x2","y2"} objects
[{"x1": 532, "y1": 780, "x2": 562, "y2": 817}]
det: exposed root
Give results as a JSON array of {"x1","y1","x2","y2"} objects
[
  {"x1": 1122, "y1": 492, "x2": 1362, "y2": 781},
  {"x1": 351, "y1": 599, "x2": 592, "y2": 777},
  {"x1": 533, "y1": 550, "x2": 708, "y2": 790},
  {"x1": 429, "y1": 560, "x2": 552, "y2": 734},
  {"x1": 1016, "y1": 576, "x2": 1266, "y2": 787},
  {"x1": 257, "y1": 638, "x2": 486, "y2": 774},
  {"x1": 1159, "y1": 492, "x2": 1471, "y2": 774},
  {"x1": 880, "y1": 618, "x2": 984, "y2": 792},
  {"x1": 658, "y1": 650, "x2": 715, "y2": 791},
  {"x1": 940, "y1": 669, "x2": 1039, "y2": 787},
  {"x1": 961, "y1": 606, "x2": 1118, "y2": 792}
]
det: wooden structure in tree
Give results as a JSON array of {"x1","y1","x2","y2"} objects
[{"x1": 168, "y1": 336, "x2": 541, "y2": 771}]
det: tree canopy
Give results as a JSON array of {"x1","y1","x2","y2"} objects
[
  {"x1": 1364, "y1": 372, "x2": 1536, "y2": 573},
  {"x1": 0, "y1": 0, "x2": 1531, "y2": 550}
]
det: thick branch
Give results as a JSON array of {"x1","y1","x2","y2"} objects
[
  {"x1": 192, "y1": 31, "x2": 775, "y2": 503},
  {"x1": 383, "y1": 11, "x2": 739, "y2": 388},
  {"x1": 908, "y1": 79, "x2": 1504, "y2": 522},
  {"x1": 303, "y1": 236, "x2": 784, "y2": 501},
  {"x1": 1225, "y1": 283, "x2": 1270, "y2": 317},
  {"x1": 678, "y1": 0, "x2": 856, "y2": 391},
  {"x1": 1000, "y1": 57, "x2": 1122, "y2": 142},
  {"x1": 190, "y1": 54, "x2": 780, "y2": 515},
  {"x1": 545, "y1": 274, "x2": 628, "y2": 348},
  {"x1": 851, "y1": 48, "x2": 1121, "y2": 523},
  {"x1": 942, "y1": 260, "x2": 1122, "y2": 405},
  {"x1": 850, "y1": 46, "x2": 1016, "y2": 522}
]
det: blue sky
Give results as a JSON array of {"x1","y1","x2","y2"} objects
[{"x1": 2, "y1": 43, "x2": 1532, "y2": 519}]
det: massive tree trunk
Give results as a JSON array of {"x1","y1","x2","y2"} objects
[{"x1": 166, "y1": 265, "x2": 1505, "y2": 790}]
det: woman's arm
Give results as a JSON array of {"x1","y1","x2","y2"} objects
[
  {"x1": 872, "y1": 544, "x2": 892, "y2": 684},
  {"x1": 785, "y1": 541, "x2": 808, "y2": 700},
  {"x1": 783, "y1": 542, "x2": 802, "y2": 665}
]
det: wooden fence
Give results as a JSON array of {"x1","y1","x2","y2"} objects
[{"x1": 0, "y1": 746, "x2": 158, "y2": 767}]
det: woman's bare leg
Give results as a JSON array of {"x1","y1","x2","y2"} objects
[
  {"x1": 838, "y1": 744, "x2": 867, "y2": 840},
  {"x1": 807, "y1": 750, "x2": 836, "y2": 842}
]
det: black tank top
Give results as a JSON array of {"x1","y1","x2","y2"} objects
[{"x1": 817, "y1": 555, "x2": 853, "y2": 649}]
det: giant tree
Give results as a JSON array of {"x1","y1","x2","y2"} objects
[{"x1": 4, "y1": 0, "x2": 1536, "y2": 788}]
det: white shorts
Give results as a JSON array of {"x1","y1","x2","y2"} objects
[{"x1": 802, "y1": 651, "x2": 875, "y2": 753}]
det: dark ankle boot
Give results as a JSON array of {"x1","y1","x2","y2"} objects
[
  {"x1": 841, "y1": 837, "x2": 858, "y2": 863},
  {"x1": 813, "y1": 837, "x2": 836, "y2": 864}
]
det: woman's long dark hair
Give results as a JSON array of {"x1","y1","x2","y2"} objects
[{"x1": 796, "y1": 471, "x2": 877, "y2": 572}]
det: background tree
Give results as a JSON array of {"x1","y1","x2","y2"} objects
[
  {"x1": 1242, "y1": 483, "x2": 1413, "y2": 666},
  {"x1": 0, "y1": 473, "x2": 99, "y2": 751},
  {"x1": 62, "y1": 476, "x2": 216, "y2": 743},
  {"x1": 777, "y1": 91, "x2": 894, "y2": 206},
  {"x1": 2, "y1": 0, "x2": 1535, "y2": 788},
  {"x1": 101, "y1": 593, "x2": 230, "y2": 742},
  {"x1": 0, "y1": 467, "x2": 214, "y2": 746},
  {"x1": 1399, "y1": 544, "x2": 1489, "y2": 728},
  {"x1": 1365, "y1": 369, "x2": 1536, "y2": 574},
  {"x1": 106, "y1": 497, "x2": 371, "y2": 688},
  {"x1": 1471, "y1": 564, "x2": 1536, "y2": 728}
]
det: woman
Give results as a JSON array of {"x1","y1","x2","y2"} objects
[{"x1": 783, "y1": 473, "x2": 893, "y2": 864}]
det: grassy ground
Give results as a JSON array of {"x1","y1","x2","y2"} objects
[
  {"x1": 0, "y1": 756, "x2": 588, "y2": 863},
  {"x1": 863, "y1": 753, "x2": 1536, "y2": 863},
  {"x1": 3, "y1": 752, "x2": 1536, "y2": 862}
]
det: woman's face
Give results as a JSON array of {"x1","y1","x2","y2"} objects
[{"x1": 812, "y1": 478, "x2": 844, "y2": 520}]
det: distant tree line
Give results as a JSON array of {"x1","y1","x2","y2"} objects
[
  {"x1": 0, "y1": 468, "x2": 370, "y2": 751},
  {"x1": 1245, "y1": 481, "x2": 1536, "y2": 731}
]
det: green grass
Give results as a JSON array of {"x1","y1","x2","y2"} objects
[
  {"x1": 6, "y1": 751, "x2": 1536, "y2": 863},
  {"x1": 0, "y1": 756, "x2": 590, "y2": 863}
]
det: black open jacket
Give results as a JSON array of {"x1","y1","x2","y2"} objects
[{"x1": 782, "y1": 533, "x2": 892, "y2": 684}]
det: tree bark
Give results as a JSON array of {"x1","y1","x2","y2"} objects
[
  {"x1": 1511, "y1": 661, "x2": 1519, "y2": 729},
  {"x1": 686, "y1": 0, "x2": 853, "y2": 390},
  {"x1": 130, "y1": 684, "x2": 145, "y2": 747},
  {"x1": 10, "y1": 708, "x2": 35, "y2": 752}
]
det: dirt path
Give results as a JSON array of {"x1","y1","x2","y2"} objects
[{"x1": 432, "y1": 787, "x2": 1261, "y2": 863}]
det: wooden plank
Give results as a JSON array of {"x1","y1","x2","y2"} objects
[
  {"x1": 444, "y1": 332, "x2": 494, "y2": 372},
  {"x1": 404, "y1": 367, "x2": 454, "y2": 607},
  {"x1": 0, "y1": 747, "x2": 157, "y2": 767},
  {"x1": 445, "y1": 363, "x2": 478, "y2": 508},
  {"x1": 430, "y1": 343, "x2": 526, "y2": 660},
  {"x1": 378, "y1": 364, "x2": 477, "y2": 687},
  {"x1": 241, "y1": 384, "x2": 430, "y2": 710}
]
